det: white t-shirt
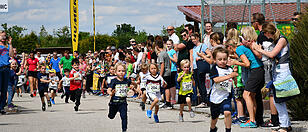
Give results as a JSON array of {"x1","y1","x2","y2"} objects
[
  {"x1": 169, "y1": 33, "x2": 180, "y2": 44},
  {"x1": 203, "y1": 34, "x2": 213, "y2": 51},
  {"x1": 49, "y1": 76, "x2": 59, "y2": 89},
  {"x1": 37, "y1": 56, "x2": 45, "y2": 64},
  {"x1": 61, "y1": 76, "x2": 70, "y2": 87},
  {"x1": 210, "y1": 65, "x2": 233, "y2": 104},
  {"x1": 139, "y1": 72, "x2": 149, "y2": 89},
  {"x1": 134, "y1": 52, "x2": 144, "y2": 73},
  {"x1": 145, "y1": 74, "x2": 165, "y2": 93},
  {"x1": 261, "y1": 41, "x2": 275, "y2": 61}
]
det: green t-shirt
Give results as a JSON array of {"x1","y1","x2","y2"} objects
[
  {"x1": 126, "y1": 63, "x2": 133, "y2": 77},
  {"x1": 232, "y1": 65, "x2": 244, "y2": 88},
  {"x1": 59, "y1": 56, "x2": 73, "y2": 73}
]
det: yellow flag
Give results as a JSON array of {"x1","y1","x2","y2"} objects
[{"x1": 70, "y1": 0, "x2": 79, "y2": 52}]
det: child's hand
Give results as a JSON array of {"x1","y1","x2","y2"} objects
[
  {"x1": 233, "y1": 66, "x2": 238, "y2": 73},
  {"x1": 230, "y1": 72, "x2": 238, "y2": 78},
  {"x1": 197, "y1": 52, "x2": 206, "y2": 58},
  {"x1": 111, "y1": 89, "x2": 116, "y2": 96}
]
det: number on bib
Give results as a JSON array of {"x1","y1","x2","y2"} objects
[
  {"x1": 148, "y1": 83, "x2": 160, "y2": 93},
  {"x1": 182, "y1": 82, "x2": 192, "y2": 91},
  {"x1": 215, "y1": 79, "x2": 232, "y2": 92},
  {"x1": 115, "y1": 84, "x2": 128, "y2": 97}
]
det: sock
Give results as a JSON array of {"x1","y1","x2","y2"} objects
[
  {"x1": 271, "y1": 114, "x2": 279, "y2": 125},
  {"x1": 226, "y1": 128, "x2": 231, "y2": 132}
]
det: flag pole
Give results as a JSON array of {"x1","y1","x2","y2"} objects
[{"x1": 93, "y1": 0, "x2": 96, "y2": 51}]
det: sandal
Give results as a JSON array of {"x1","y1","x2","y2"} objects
[{"x1": 272, "y1": 126, "x2": 292, "y2": 132}]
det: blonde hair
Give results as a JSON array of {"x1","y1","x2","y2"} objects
[
  {"x1": 241, "y1": 26, "x2": 258, "y2": 41},
  {"x1": 141, "y1": 63, "x2": 149, "y2": 71},
  {"x1": 262, "y1": 22, "x2": 280, "y2": 41},
  {"x1": 180, "y1": 59, "x2": 190, "y2": 68},
  {"x1": 227, "y1": 28, "x2": 240, "y2": 45},
  {"x1": 225, "y1": 39, "x2": 237, "y2": 48},
  {"x1": 115, "y1": 62, "x2": 126, "y2": 71}
]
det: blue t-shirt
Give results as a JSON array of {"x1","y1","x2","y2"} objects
[
  {"x1": 37, "y1": 72, "x2": 49, "y2": 90},
  {"x1": 167, "y1": 49, "x2": 177, "y2": 72},
  {"x1": 236, "y1": 45, "x2": 263, "y2": 69},
  {"x1": 50, "y1": 57, "x2": 61, "y2": 72},
  {"x1": 109, "y1": 78, "x2": 131, "y2": 99},
  {"x1": 0, "y1": 45, "x2": 10, "y2": 67},
  {"x1": 193, "y1": 43, "x2": 208, "y2": 69}
]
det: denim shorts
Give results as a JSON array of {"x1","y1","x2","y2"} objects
[{"x1": 210, "y1": 97, "x2": 232, "y2": 119}]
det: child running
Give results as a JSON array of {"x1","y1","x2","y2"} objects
[
  {"x1": 107, "y1": 62, "x2": 134, "y2": 132},
  {"x1": 69, "y1": 58, "x2": 83, "y2": 111},
  {"x1": 137, "y1": 64, "x2": 149, "y2": 111},
  {"x1": 177, "y1": 59, "x2": 195, "y2": 122},
  {"x1": 209, "y1": 47, "x2": 238, "y2": 132},
  {"x1": 37, "y1": 65, "x2": 52, "y2": 111},
  {"x1": 59, "y1": 69, "x2": 71, "y2": 103},
  {"x1": 49, "y1": 69, "x2": 59, "y2": 105},
  {"x1": 145, "y1": 63, "x2": 166, "y2": 123}
]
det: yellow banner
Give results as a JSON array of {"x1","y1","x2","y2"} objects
[{"x1": 70, "y1": 0, "x2": 79, "y2": 52}]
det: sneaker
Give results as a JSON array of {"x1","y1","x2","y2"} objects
[
  {"x1": 160, "y1": 104, "x2": 168, "y2": 109},
  {"x1": 33, "y1": 91, "x2": 37, "y2": 97},
  {"x1": 146, "y1": 110, "x2": 152, "y2": 118},
  {"x1": 30, "y1": 94, "x2": 34, "y2": 97},
  {"x1": 42, "y1": 103, "x2": 46, "y2": 111},
  {"x1": 19, "y1": 94, "x2": 22, "y2": 97},
  {"x1": 240, "y1": 120, "x2": 257, "y2": 128},
  {"x1": 51, "y1": 98, "x2": 55, "y2": 105},
  {"x1": 190, "y1": 111, "x2": 195, "y2": 118},
  {"x1": 272, "y1": 126, "x2": 292, "y2": 132},
  {"x1": 218, "y1": 114, "x2": 225, "y2": 119},
  {"x1": 239, "y1": 117, "x2": 248, "y2": 123},
  {"x1": 0, "y1": 110, "x2": 6, "y2": 115},
  {"x1": 47, "y1": 101, "x2": 52, "y2": 107},
  {"x1": 232, "y1": 118, "x2": 241, "y2": 125},
  {"x1": 74, "y1": 106, "x2": 79, "y2": 111},
  {"x1": 261, "y1": 120, "x2": 279, "y2": 127},
  {"x1": 153, "y1": 114, "x2": 159, "y2": 123},
  {"x1": 196, "y1": 102, "x2": 207, "y2": 108},
  {"x1": 179, "y1": 114, "x2": 184, "y2": 122},
  {"x1": 210, "y1": 127, "x2": 218, "y2": 132},
  {"x1": 140, "y1": 102, "x2": 145, "y2": 111},
  {"x1": 99, "y1": 93, "x2": 104, "y2": 96}
]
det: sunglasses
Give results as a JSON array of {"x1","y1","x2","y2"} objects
[
  {"x1": 167, "y1": 29, "x2": 173, "y2": 31},
  {"x1": 291, "y1": 18, "x2": 298, "y2": 21},
  {"x1": 181, "y1": 34, "x2": 187, "y2": 37},
  {"x1": 131, "y1": 44, "x2": 136, "y2": 46}
]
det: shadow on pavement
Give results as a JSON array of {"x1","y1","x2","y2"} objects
[
  {"x1": 75, "y1": 112, "x2": 95, "y2": 114},
  {"x1": 79, "y1": 108, "x2": 106, "y2": 112},
  {"x1": 185, "y1": 120, "x2": 205, "y2": 123},
  {"x1": 0, "y1": 123, "x2": 22, "y2": 126},
  {"x1": 157, "y1": 120, "x2": 177, "y2": 124}
]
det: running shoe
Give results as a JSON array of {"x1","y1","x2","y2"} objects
[
  {"x1": 99, "y1": 93, "x2": 104, "y2": 96},
  {"x1": 160, "y1": 104, "x2": 168, "y2": 109},
  {"x1": 153, "y1": 114, "x2": 159, "y2": 123},
  {"x1": 48, "y1": 101, "x2": 52, "y2": 107},
  {"x1": 179, "y1": 114, "x2": 184, "y2": 122},
  {"x1": 30, "y1": 94, "x2": 33, "y2": 97},
  {"x1": 190, "y1": 111, "x2": 195, "y2": 118},
  {"x1": 74, "y1": 106, "x2": 79, "y2": 111},
  {"x1": 261, "y1": 119, "x2": 279, "y2": 127},
  {"x1": 210, "y1": 127, "x2": 218, "y2": 132},
  {"x1": 196, "y1": 102, "x2": 207, "y2": 108},
  {"x1": 272, "y1": 126, "x2": 292, "y2": 132},
  {"x1": 0, "y1": 110, "x2": 6, "y2": 115},
  {"x1": 42, "y1": 103, "x2": 46, "y2": 111},
  {"x1": 240, "y1": 120, "x2": 257, "y2": 128},
  {"x1": 146, "y1": 110, "x2": 152, "y2": 118},
  {"x1": 218, "y1": 114, "x2": 225, "y2": 119}
]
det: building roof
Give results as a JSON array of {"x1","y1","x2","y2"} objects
[{"x1": 177, "y1": 2, "x2": 308, "y2": 23}]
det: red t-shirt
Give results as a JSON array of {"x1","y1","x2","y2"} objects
[
  {"x1": 27, "y1": 58, "x2": 39, "y2": 71},
  {"x1": 69, "y1": 69, "x2": 83, "y2": 91},
  {"x1": 130, "y1": 55, "x2": 135, "y2": 63}
]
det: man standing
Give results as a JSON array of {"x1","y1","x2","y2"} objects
[
  {"x1": 59, "y1": 50, "x2": 73, "y2": 75},
  {"x1": 36, "y1": 51, "x2": 45, "y2": 64},
  {"x1": 167, "y1": 26, "x2": 180, "y2": 45},
  {"x1": 184, "y1": 24, "x2": 194, "y2": 36}
]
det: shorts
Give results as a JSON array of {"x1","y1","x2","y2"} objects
[
  {"x1": 39, "y1": 87, "x2": 48, "y2": 98},
  {"x1": 170, "y1": 72, "x2": 177, "y2": 88},
  {"x1": 163, "y1": 76, "x2": 172, "y2": 89},
  {"x1": 178, "y1": 93, "x2": 193, "y2": 104},
  {"x1": 234, "y1": 87, "x2": 244, "y2": 99},
  {"x1": 28, "y1": 71, "x2": 38, "y2": 78},
  {"x1": 244, "y1": 67, "x2": 265, "y2": 93},
  {"x1": 49, "y1": 88, "x2": 57, "y2": 93},
  {"x1": 146, "y1": 92, "x2": 162, "y2": 102},
  {"x1": 210, "y1": 97, "x2": 232, "y2": 119}
]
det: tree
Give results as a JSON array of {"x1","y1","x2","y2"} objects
[
  {"x1": 112, "y1": 23, "x2": 137, "y2": 47},
  {"x1": 16, "y1": 32, "x2": 38, "y2": 53},
  {"x1": 161, "y1": 24, "x2": 184, "y2": 41},
  {"x1": 55, "y1": 26, "x2": 71, "y2": 47},
  {"x1": 287, "y1": 9, "x2": 308, "y2": 120},
  {"x1": 79, "y1": 34, "x2": 119, "y2": 54},
  {"x1": 1, "y1": 23, "x2": 27, "y2": 48}
]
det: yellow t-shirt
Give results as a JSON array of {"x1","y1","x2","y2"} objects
[{"x1": 178, "y1": 71, "x2": 193, "y2": 95}]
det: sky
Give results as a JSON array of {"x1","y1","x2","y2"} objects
[{"x1": 0, "y1": 0, "x2": 203, "y2": 35}]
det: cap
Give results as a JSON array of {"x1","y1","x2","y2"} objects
[
  {"x1": 111, "y1": 46, "x2": 116, "y2": 50},
  {"x1": 129, "y1": 39, "x2": 136, "y2": 42},
  {"x1": 49, "y1": 69, "x2": 56, "y2": 73}
]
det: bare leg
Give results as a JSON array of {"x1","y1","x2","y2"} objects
[
  {"x1": 236, "y1": 98, "x2": 245, "y2": 118},
  {"x1": 269, "y1": 96, "x2": 278, "y2": 114},
  {"x1": 186, "y1": 97, "x2": 192, "y2": 111},
  {"x1": 170, "y1": 87, "x2": 176, "y2": 104},
  {"x1": 211, "y1": 118, "x2": 218, "y2": 129},
  {"x1": 154, "y1": 104, "x2": 159, "y2": 115},
  {"x1": 150, "y1": 98, "x2": 159, "y2": 110},
  {"x1": 243, "y1": 91, "x2": 256, "y2": 122},
  {"x1": 224, "y1": 111, "x2": 232, "y2": 129},
  {"x1": 165, "y1": 89, "x2": 170, "y2": 102},
  {"x1": 179, "y1": 104, "x2": 185, "y2": 115}
]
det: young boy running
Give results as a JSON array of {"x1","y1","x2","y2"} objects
[
  {"x1": 209, "y1": 47, "x2": 238, "y2": 132},
  {"x1": 37, "y1": 65, "x2": 52, "y2": 111},
  {"x1": 59, "y1": 69, "x2": 70, "y2": 103},
  {"x1": 69, "y1": 59, "x2": 83, "y2": 111},
  {"x1": 177, "y1": 59, "x2": 195, "y2": 122},
  {"x1": 107, "y1": 62, "x2": 134, "y2": 132},
  {"x1": 49, "y1": 69, "x2": 59, "y2": 104}
]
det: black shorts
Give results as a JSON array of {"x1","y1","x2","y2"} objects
[
  {"x1": 169, "y1": 71, "x2": 177, "y2": 88},
  {"x1": 49, "y1": 88, "x2": 57, "y2": 93},
  {"x1": 244, "y1": 67, "x2": 265, "y2": 93},
  {"x1": 39, "y1": 87, "x2": 48, "y2": 98},
  {"x1": 210, "y1": 97, "x2": 232, "y2": 119},
  {"x1": 28, "y1": 71, "x2": 38, "y2": 78},
  {"x1": 178, "y1": 93, "x2": 193, "y2": 104},
  {"x1": 163, "y1": 76, "x2": 172, "y2": 89}
]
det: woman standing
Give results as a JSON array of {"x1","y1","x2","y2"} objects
[
  {"x1": 0, "y1": 31, "x2": 13, "y2": 114},
  {"x1": 26, "y1": 51, "x2": 39, "y2": 97},
  {"x1": 254, "y1": 22, "x2": 293, "y2": 132}
]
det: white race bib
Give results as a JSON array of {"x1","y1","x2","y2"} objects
[
  {"x1": 148, "y1": 83, "x2": 160, "y2": 93},
  {"x1": 182, "y1": 82, "x2": 193, "y2": 91},
  {"x1": 17, "y1": 75, "x2": 26, "y2": 86},
  {"x1": 74, "y1": 72, "x2": 82, "y2": 80},
  {"x1": 115, "y1": 84, "x2": 128, "y2": 97},
  {"x1": 140, "y1": 82, "x2": 146, "y2": 89},
  {"x1": 215, "y1": 79, "x2": 232, "y2": 92}
]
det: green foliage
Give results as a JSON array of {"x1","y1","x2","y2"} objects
[
  {"x1": 161, "y1": 24, "x2": 184, "y2": 41},
  {"x1": 288, "y1": 9, "x2": 308, "y2": 120},
  {"x1": 16, "y1": 32, "x2": 38, "y2": 53},
  {"x1": 112, "y1": 23, "x2": 138, "y2": 47},
  {"x1": 1, "y1": 23, "x2": 27, "y2": 49},
  {"x1": 79, "y1": 34, "x2": 119, "y2": 54}
]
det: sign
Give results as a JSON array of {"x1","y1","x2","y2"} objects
[
  {"x1": 0, "y1": 0, "x2": 8, "y2": 12},
  {"x1": 70, "y1": 0, "x2": 79, "y2": 52}
]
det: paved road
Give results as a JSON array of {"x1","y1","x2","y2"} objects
[{"x1": 0, "y1": 94, "x2": 305, "y2": 132}]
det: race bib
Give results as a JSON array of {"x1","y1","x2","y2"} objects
[
  {"x1": 74, "y1": 72, "x2": 82, "y2": 80},
  {"x1": 17, "y1": 75, "x2": 26, "y2": 86},
  {"x1": 148, "y1": 83, "x2": 160, "y2": 93},
  {"x1": 115, "y1": 84, "x2": 128, "y2": 97},
  {"x1": 63, "y1": 78, "x2": 70, "y2": 86},
  {"x1": 140, "y1": 82, "x2": 146, "y2": 89},
  {"x1": 182, "y1": 81, "x2": 193, "y2": 91},
  {"x1": 215, "y1": 79, "x2": 232, "y2": 92}
]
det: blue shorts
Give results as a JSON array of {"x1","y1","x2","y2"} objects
[{"x1": 210, "y1": 97, "x2": 232, "y2": 119}]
